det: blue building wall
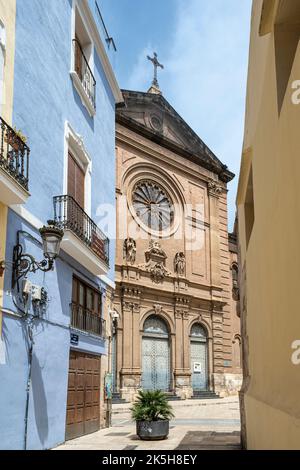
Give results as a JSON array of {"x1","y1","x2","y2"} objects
[{"x1": 0, "y1": 0, "x2": 118, "y2": 450}]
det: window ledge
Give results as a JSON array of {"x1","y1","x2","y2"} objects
[{"x1": 70, "y1": 70, "x2": 96, "y2": 118}]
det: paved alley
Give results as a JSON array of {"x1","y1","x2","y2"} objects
[{"x1": 55, "y1": 397, "x2": 241, "y2": 451}]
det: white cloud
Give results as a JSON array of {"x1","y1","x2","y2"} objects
[
  {"x1": 127, "y1": 44, "x2": 158, "y2": 91},
  {"x1": 126, "y1": 0, "x2": 252, "y2": 229}
]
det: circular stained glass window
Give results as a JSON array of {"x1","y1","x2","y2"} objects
[{"x1": 132, "y1": 181, "x2": 174, "y2": 231}]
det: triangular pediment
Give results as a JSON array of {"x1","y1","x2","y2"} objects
[{"x1": 116, "y1": 90, "x2": 234, "y2": 183}]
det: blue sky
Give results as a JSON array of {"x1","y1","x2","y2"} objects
[{"x1": 100, "y1": 0, "x2": 252, "y2": 230}]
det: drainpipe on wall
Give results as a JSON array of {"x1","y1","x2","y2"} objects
[{"x1": 24, "y1": 318, "x2": 34, "y2": 450}]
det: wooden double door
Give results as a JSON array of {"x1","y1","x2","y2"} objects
[{"x1": 66, "y1": 350, "x2": 101, "y2": 440}]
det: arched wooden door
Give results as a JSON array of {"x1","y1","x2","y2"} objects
[
  {"x1": 190, "y1": 324, "x2": 208, "y2": 391},
  {"x1": 141, "y1": 316, "x2": 170, "y2": 391}
]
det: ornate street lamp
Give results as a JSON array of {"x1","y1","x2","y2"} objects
[
  {"x1": 39, "y1": 220, "x2": 64, "y2": 262},
  {"x1": 12, "y1": 220, "x2": 64, "y2": 289}
]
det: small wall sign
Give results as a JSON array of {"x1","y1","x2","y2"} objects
[
  {"x1": 193, "y1": 362, "x2": 202, "y2": 373},
  {"x1": 70, "y1": 333, "x2": 79, "y2": 345}
]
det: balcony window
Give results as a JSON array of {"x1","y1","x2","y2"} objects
[
  {"x1": 71, "y1": 276, "x2": 105, "y2": 337},
  {"x1": 0, "y1": 117, "x2": 30, "y2": 205},
  {"x1": 70, "y1": 5, "x2": 96, "y2": 117},
  {"x1": 53, "y1": 195, "x2": 109, "y2": 275},
  {"x1": 73, "y1": 38, "x2": 96, "y2": 110}
]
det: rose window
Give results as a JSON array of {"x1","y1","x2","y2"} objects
[{"x1": 132, "y1": 181, "x2": 174, "y2": 231}]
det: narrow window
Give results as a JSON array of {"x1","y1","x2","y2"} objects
[{"x1": 245, "y1": 166, "x2": 254, "y2": 248}]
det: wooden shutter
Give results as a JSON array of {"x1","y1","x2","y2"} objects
[
  {"x1": 68, "y1": 152, "x2": 85, "y2": 209},
  {"x1": 76, "y1": 166, "x2": 85, "y2": 209},
  {"x1": 75, "y1": 36, "x2": 83, "y2": 79}
]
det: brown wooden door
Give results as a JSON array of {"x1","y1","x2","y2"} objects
[{"x1": 66, "y1": 351, "x2": 101, "y2": 440}]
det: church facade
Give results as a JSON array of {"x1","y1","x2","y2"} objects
[{"x1": 112, "y1": 84, "x2": 242, "y2": 401}]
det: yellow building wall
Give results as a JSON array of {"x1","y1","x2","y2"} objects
[
  {"x1": 0, "y1": 0, "x2": 16, "y2": 331},
  {"x1": 0, "y1": 0, "x2": 16, "y2": 123},
  {"x1": 237, "y1": 0, "x2": 300, "y2": 449}
]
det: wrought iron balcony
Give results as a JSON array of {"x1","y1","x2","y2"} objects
[
  {"x1": 73, "y1": 38, "x2": 96, "y2": 110},
  {"x1": 0, "y1": 117, "x2": 30, "y2": 191},
  {"x1": 53, "y1": 195, "x2": 109, "y2": 267},
  {"x1": 71, "y1": 302, "x2": 106, "y2": 338}
]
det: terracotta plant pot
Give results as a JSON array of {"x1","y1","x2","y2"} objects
[{"x1": 4, "y1": 134, "x2": 22, "y2": 152}]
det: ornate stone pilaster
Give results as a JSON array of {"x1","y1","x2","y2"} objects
[
  {"x1": 174, "y1": 296, "x2": 192, "y2": 399},
  {"x1": 208, "y1": 179, "x2": 223, "y2": 289},
  {"x1": 120, "y1": 286, "x2": 142, "y2": 401},
  {"x1": 211, "y1": 301, "x2": 225, "y2": 395}
]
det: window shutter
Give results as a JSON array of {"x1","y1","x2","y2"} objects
[
  {"x1": 68, "y1": 152, "x2": 85, "y2": 209},
  {"x1": 68, "y1": 152, "x2": 76, "y2": 200},
  {"x1": 76, "y1": 164, "x2": 85, "y2": 209},
  {"x1": 75, "y1": 36, "x2": 83, "y2": 79}
]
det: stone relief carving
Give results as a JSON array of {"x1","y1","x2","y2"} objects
[
  {"x1": 174, "y1": 252, "x2": 186, "y2": 276},
  {"x1": 123, "y1": 238, "x2": 136, "y2": 264},
  {"x1": 153, "y1": 304, "x2": 162, "y2": 315},
  {"x1": 145, "y1": 240, "x2": 167, "y2": 260},
  {"x1": 123, "y1": 301, "x2": 140, "y2": 313},
  {"x1": 208, "y1": 180, "x2": 223, "y2": 198},
  {"x1": 139, "y1": 240, "x2": 171, "y2": 284}
]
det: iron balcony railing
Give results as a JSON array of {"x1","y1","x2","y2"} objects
[
  {"x1": 73, "y1": 38, "x2": 96, "y2": 109},
  {"x1": 53, "y1": 195, "x2": 109, "y2": 266},
  {"x1": 0, "y1": 117, "x2": 30, "y2": 191},
  {"x1": 71, "y1": 302, "x2": 106, "y2": 338}
]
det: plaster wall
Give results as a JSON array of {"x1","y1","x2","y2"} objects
[
  {"x1": 237, "y1": 0, "x2": 300, "y2": 449},
  {"x1": 0, "y1": 0, "x2": 118, "y2": 449}
]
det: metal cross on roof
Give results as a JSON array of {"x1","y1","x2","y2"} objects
[{"x1": 147, "y1": 52, "x2": 164, "y2": 89}]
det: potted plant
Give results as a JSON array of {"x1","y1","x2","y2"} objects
[
  {"x1": 131, "y1": 390, "x2": 174, "y2": 441},
  {"x1": 4, "y1": 126, "x2": 27, "y2": 151}
]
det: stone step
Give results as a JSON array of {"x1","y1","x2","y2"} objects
[
  {"x1": 112, "y1": 392, "x2": 128, "y2": 404},
  {"x1": 165, "y1": 395, "x2": 181, "y2": 401},
  {"x1": 191, "y1": 391, "x2": 221, "y2": 400}
]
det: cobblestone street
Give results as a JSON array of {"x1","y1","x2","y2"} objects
[{"x1": 55, "y1": 397, "x2": 241, "y2": 451}]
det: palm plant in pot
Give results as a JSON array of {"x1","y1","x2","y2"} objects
[{"x1": 131, "y1": 390, "x2": 175, "y2": 441}]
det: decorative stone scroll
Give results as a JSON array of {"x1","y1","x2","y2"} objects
[{"x1": 208, "y1": 180, "x2": 223, "y2": 198}]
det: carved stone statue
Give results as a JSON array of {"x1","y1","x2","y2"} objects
[
  {"x1": 174, "y1": 252, "x2": 186, "y2": 276},
  {"x1": 123, "y1": 238, "x2": 136, "y2": 264}
]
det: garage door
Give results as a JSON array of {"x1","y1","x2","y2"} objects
[{"x1": 66, "y1": 351, "x2": 101, "y2": 440}]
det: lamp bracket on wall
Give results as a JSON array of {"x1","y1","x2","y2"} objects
[
  {"x1": 11, "y1": 221, "x2": 64, "y2": 291},
  {"x1": 12, "y1": 244, "x2": 54, "y2": 290}
]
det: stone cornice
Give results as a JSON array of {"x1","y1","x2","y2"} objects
[
  {"x1": 116, "y1": 90, "x2": 234, "y2": 183},
  {"x1": 116, "y1": 126, "x2": 228, "y2": 189}
]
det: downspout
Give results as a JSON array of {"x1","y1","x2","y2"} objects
[{"x1": 24, "y1": 319, "x2": 34, "y2": 450}]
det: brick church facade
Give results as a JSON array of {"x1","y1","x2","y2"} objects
[{"x1": 111, "y1": 86, "x2": 242, "y2": 401}]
